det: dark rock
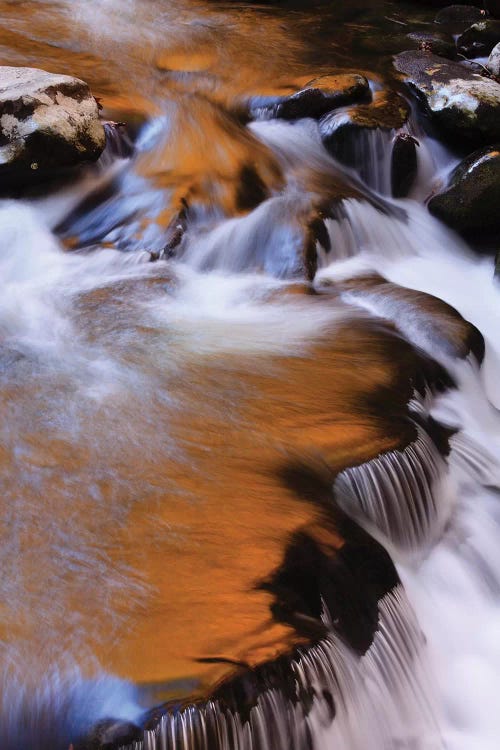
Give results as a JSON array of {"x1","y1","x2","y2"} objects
[
  {"x1": 320, "y1": 90, "x2": 409, "y2": 140},
  {"x1": 403, "y1": 0, "x2": 480, "y2": 5},
  {"x1": 320, "y1": 91, "x2": 409, "y2": 181},
  {"x1": 0, "y1": 66, "x2": 105, "y2": 183},
  {"x1": 394, "y1": 50, "x2": 500, "y2": 145},
  {"x1": 495, "y1": 249, "x2": 500, "y2": 275},
  {"x1": 457, "y1": 20, "x2": 500, "y2": 57},
  {"x1": 435, "y1": 4, "x2": 487, "y2": 27},
  {"x1": 391, "y1": 133, "x2": 419, "y2": 197},
  {"x1": 74, "y1": 719, "x2": 142, "y2": 750},
  {"x1": 407, "y1": 31, "x2": 457, "y2": 58},
  {"x1": 428, "y1": 145, "x2": 500, "y2": 230},
  {"x1": 102, "y1": 122, "x2": 134, "y2": 159},
  {"x1": 487, "y1": 41, "x2": 500, "y2": 74},
  {"x1": 486, "y1": 0, "x2": 500, "y2": 18},
  {"x1": 250, "y1": 73, "x2": 370, "y2": 121}
]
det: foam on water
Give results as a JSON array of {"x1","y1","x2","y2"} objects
[{"x1": 318, "y1": 194, "x2": 500, "y2": 750}]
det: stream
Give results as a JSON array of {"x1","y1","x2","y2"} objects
[{"x1": 1, "y1": 1, "x2": 500, "y2": 749}]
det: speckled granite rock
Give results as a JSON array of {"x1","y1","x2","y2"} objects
[
  {"x1": 0, "y1": 66, "x2": 105, "y2": 178},
  {"x1": 487, "y1": 41, "x2": 500, "y2": 75},
  {"x1": 394, "y1": 50, "x2": 500, "y2": 144}
]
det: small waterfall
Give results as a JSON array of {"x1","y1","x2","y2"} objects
[
  {"x1": 115, "y1": 588, "x2": 440, "y2": 750},
  {"x1": 335, "y1": 421, "x2": 453, "y2": 555}
]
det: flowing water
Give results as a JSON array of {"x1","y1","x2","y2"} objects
[{"x1": 1, "y1": 1, "x2": 499, "y2": 749}]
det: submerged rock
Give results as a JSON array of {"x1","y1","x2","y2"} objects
[
  {"x1": 406, "y1": 31, "x2": 456, "y2": 59},
  {"x1": 486, "y1": 0, "x2": 500, "y2": 17},
  {"x1": 428, "y1": 145, "x2": 500, "y2": 230},
  {"x1": 391, "y1": 133, "x2": 419, "y2": 198},
  {"x1": 250, "y1": 73, "x2": 370, "y2": 121},
  {"x1": 487, "y1": 40, "x2": 500, "y2": 75},
  {"x1": 0, "y1": 66, "x2": 105, "y2": 181},
  {"x1": 333, "y1": 273, "x2": 485, "y2": 362},
  {"x1": 394, "y1": 50, "x2": 500, "y2": 144},
  {"x1": 457, "y1": 20, "x2": 500, "y2": 57},
  {"x1": 435, "y1": 4, "x2": 487, "y2": 27},
  {"x1": 74, "y1": 719, "x2": 142, "y2": 750}
]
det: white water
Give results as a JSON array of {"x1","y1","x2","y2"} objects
[{"x1": 317, "y1": 196, "x2": 500, "y2": 750}]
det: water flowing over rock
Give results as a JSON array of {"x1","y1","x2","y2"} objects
[
  {"x1": 319, "y1": 91, "x2": 409, "y2": 191},
  {"x1": 428, "y1": 145, "x2": 500, "y2": 231},
  {"x1": 393, "y1": 50, "x2": 500, "y2": 144},
  {"x1": 1, "y1": 2, "x2": 500, "y2": 750},
  {"x1": 249, "y1": 73, "x2": 370, "y2": 121},
  {"x1": 0, "y1": 66, "x2": 105, "y2": 181}
]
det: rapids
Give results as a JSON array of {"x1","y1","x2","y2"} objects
[{"x1": 0, "y1": 1, "x2": 499, "y2": 750}]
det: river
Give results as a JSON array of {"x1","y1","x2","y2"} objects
[{"x1": 1, "y1": 1, "x2": 499, "y2": 749}]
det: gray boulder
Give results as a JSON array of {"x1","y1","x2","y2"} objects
[
  {"x1": 487, "y1": 41, "x2": 500, "y2": 75},
  {"x1": 394, "y1": 50, "x2": 500, "y2": 144},
  {"x1": 428, "y1": 145, "x2": 500, "y2": 230},
  {"x1": 0, "y1": 66, "x2": 105, "y2": 179}
]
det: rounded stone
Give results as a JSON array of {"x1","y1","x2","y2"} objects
[
  {"x1": 428, "y1": 145, "x2": 500, "y2": 230},
  {"x1": 487, "y1": 40, "x2": 500, "y2": 75},
  {"x1": 406, "y1": 31, "x2": 457, "y2": 58},
  {"x1": 0, "y1": 66, "x2": 105, "y2": 180},
  {"x1": 435, "y1": 4, "x2": 487, "y2": 27},
  {"x1": 394, "y1": 50, "x2": 500, "y2": 145}
]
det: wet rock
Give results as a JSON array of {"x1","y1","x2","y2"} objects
[
  {"x1": 102, "y1": 121, "x2": 134, "y2": 159},
  {"x1": 435, "y1": 4, "x2": 487, "y2": 27},
  {"x1": 428, "y1": 145, "x2": 500, "y2": 230},
  {"x1": 319, "y1": 91, "x2": 409, "y2": 179},
  {"x1": 74, "y1": 719, "x2": 143, "y2": 750},
  {"x1": 457, "y1": 20, "x2": 500, "y2": 57},
  {"x1": 486, "y1": 0, "x2": 500, "y2": 17},
  {"x1": 326, "y1": 90, "x2": 410, "y2": 133},
  {"x1": 406, "y1": 31, "x2": 456, "y2": 58},
  {"x1": 333, "y1": 273, "x2": 484, "y2": 362},
  {"x1": 391, "y1": 133, "x2": 419, "y2": 197},
  {"x1": 179, "y1": 194, "x2": 327, "y2": 281},
  {"x1": 487, "y1": 41, "x2": 500, "y2": 74},
  {"x1": 250, "y1": 73, "x2": 370, "y2": 121},
  {"x1": 0, "y1": 66, "x2": 105, "y2": 182},
  {"x1": 394, "y1": 50, "x2": 500, "y2": 145}
]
